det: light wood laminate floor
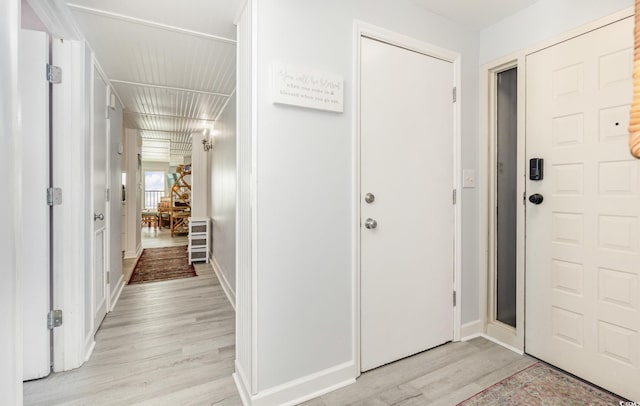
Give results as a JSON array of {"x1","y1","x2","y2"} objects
[
  {"x1": 24, "y1": 260, "x2": 535, "y2": 405},
  {"x1": 24, "y1": 264, "x2": 241, "y2": 406},
  {"x1": 303, "y1": 339, "x2": 535, "y2": 406},
  {"x1": 141, "y1": 226, "x2": 188, "y2": 249}
]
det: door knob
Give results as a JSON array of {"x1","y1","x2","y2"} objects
[
  {"x1": 528, "y1": 194, "x2": 544, "y2": 205},
  {"x1": 364, "y1": 193, "x2": 375, "y2": 204},
  {"x1": 364, "y1": 218, "x2": 378, "y2": 229},
  {"x1": 94, "y1": 213, "x2": 105, "y2": 221}
]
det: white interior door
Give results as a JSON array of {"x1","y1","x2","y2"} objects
[
  {"x1": 20, "y1": 29, "x2": 51, "y2": 381},
  {"x1": 360, "y1": 37, "x2": 454, "y2": 372},
  {"x1": 526, "y1": 17, "x2": 640, "y2": 401},
  {"x1": 93, "y1": 67, "x2": 109, "y2": 330}
]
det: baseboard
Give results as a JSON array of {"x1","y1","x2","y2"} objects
[
  {"x1": 211, "y1": 256, "x2": 236, "y2": 311},
  {"x1": 460, "y1": 320, "x2": 484, "y2": 341},
  {"x1": 234, "y1": 361, "x2": 252, "y2": 406},
  {"x1": 109, "y1": 274, "x2": 125, "y2": 311},
  {"x1": 84, "y1": 337, "x2": 95, "y2": 363},
  {"x1": 239, "y1": 361, "x2": 356, "y2": 406},
  {"x1": 136, "y1": 244, "x2": 143, "y2": 258}
]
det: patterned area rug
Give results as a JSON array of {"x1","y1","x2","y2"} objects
[
  {"x1": 129, "y1": 245, "x2": 196, "y2": 284},
  {"x1": 458, "y1": 362, "x2": 624, "y2": 405}
]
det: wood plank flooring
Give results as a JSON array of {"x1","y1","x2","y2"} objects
[
  {"x1": 23, "y1": 264, "x2": 241, "y2": 406},
  {"x1": 24, "y1": 255, "x2": 536, "y2": 405},
  {"x1": 303, "y1": 339, "x2": 535, "y2": 406}
]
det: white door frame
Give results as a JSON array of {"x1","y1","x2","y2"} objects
[
  {"x1": 90, "y1": 59, "x2": 112, "y2": 332},
  {"x1": 480, "y1": 57, "x2": 527, "y2": 352},
  {"x1": 352, "y1": 20, "x2": 462, "y2": 375},
  {"x1": 479, "y1": 6, "x2": 634, "y2": 352}
]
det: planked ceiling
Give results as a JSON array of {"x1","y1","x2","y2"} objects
[{"x1": 65, "y1": 0, "x2": 241, "y2": 163}]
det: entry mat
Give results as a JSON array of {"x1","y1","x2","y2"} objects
[
  {"x1": 458, "y1": 362, "x2": 627, "y2": 405},
  {"x1": 129, "y1": 245, "x2": 196, "y2": 284}
]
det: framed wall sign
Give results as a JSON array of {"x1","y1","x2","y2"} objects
[{"x1": 271, "y1": 62, "x2": 344, "y2": 113}]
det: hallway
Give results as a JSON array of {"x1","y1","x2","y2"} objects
[{"x1": 23, "y1": 264, "x2": 240, "y2": 406}]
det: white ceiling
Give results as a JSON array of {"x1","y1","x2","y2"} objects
[
  {"x1": 410, "y1": 0, "x2": 541, "y2": 30},
  {"x1": 65, "y1": 0, "x2": 240, "y2": 163}
]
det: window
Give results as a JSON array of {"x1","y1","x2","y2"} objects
[{"x1": 144, "y1": 171, "x2": 165, "y2": 209}]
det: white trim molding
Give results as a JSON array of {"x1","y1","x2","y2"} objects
[
  {"x1": 109, "y1": 274, "x2": 125, "y2": 312},
  {"x1": 479, "y1": 56, "x2": 525, "y2": 352},
  {"x1": 235, "y1": 362, "x2": 355, "y2": 406},
  {"x1": 211, "y1": 256, "x2": 236, "y2": 311},
  {"x1": 1, "y1": 0, "x2": 22, "y2": 402},
  {"x1": 352, "y1": 21, "x2": 464, "y2": 374},
  {"x1": 460, "y1": 320, "x2": 484, "y2": 341}
]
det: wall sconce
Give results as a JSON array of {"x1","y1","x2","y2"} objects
[{"x1": 202, "y1": 129, "x2": 214, "y2": 152}]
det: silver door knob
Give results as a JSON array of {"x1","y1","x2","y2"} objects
[
  {"x1": 364, "y1": 193, "x2": 375, "y2": 204},
  {"x1": 364, "y1": 218, "x2": 377, "y2": 229},
  {"x1": 94, "y1": 213, "x2": 104, "y2": 221}
]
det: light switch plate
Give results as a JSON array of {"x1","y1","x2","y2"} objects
[{"x1": 463, "y1": 169, "x2": 476, "y2": 188}]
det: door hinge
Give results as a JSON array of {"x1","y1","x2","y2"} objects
[
  {"x1": 106, "y1": 270, "x2": 110, "y2": 281},
  {"x1": 453, "y1": 291, "x2": 457, "y2": 307},
  {"x1": 523, "y1": 191, "x2": 526, "y2": 205},
  {"x1": 46, "y1": 64, "x2": 62, "y2": 84},
  {"x1": 106, "y1": 187, "x2": 111, "y2": 202},
  {"x1": 47, "y1": 187, "x2": 62, "y2": 206},
  {"x1": 452, "y1": 87, "x2": 457, "y2": 103},
  {"x1": 47, "y1": 310, "x2": 63, "y2": 330},
  {"x1": 453, "y1": 189, "x2": 457, "y2": 205}
]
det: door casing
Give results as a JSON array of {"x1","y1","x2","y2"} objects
[
  {"x1": 352, "y1": 21, "x2": 462, "y2": 375},
  {"x1": 91, "y1": 62, "x2": 111, "y2": 336},
  {"x1": 482, "y1": 59, "x2": 526, "y2": 351}
]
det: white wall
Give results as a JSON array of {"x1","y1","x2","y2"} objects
[
  {"x1": 21, "y1": 0, "x2": 46, "y2": 31},
  {"x1": 479, "y1": 0, "x2": 633, "y2": 64},
  {"x1": 191, "y1": 133, "x2": 208, "y2": 218},
  {"x1": 207, "y1": 92, "x2": 237, "y2": 299},
  {"x1": 0, "y1": 0, "x2": 22, "y2": 403},
  {"x1": 250, "y1": 0, "x2": 480, "y2": 394},
  {"x1": 124, "y1": 128, "x2": 142, "y2": 258}
]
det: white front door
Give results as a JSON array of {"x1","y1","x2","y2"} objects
[
  {"x1": 20, "y1": 29, "x2": 51, "y2": 381},
  {"x1": 526, "y1": 17, "x2": 640, "y2": 401},
  {"x1": 93, "y1": 67, "x2": 109, "y2": 331},
  {"x1": 360, "y1": 36, "x2": 454, "y2": 372}
]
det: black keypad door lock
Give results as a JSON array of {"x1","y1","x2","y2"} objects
[
  {"x1": 529, "y1": 194, "x2": 544, "y2": 205},
  {"x1": 530, "y1": 158, "x2": 544, "y2": 180}
]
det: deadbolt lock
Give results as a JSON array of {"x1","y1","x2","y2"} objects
[{"x1": 364, "y1": 193, "x2": 375, "y2": 204}]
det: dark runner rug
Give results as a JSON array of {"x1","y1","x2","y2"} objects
[
  {"x1": 458, "y1": 362, "x2": 624, "y2": 405},
  {"x1": 129, "y1": 245, "x2": 196, "y2": 284}
]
